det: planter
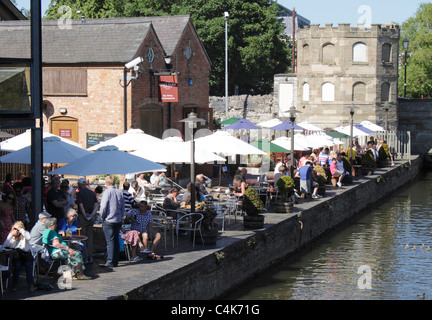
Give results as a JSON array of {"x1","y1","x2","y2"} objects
[
  {"x1": 317, "y1": 185, "x2": 326, "y2": 196},
  {"x1": 243, "y1": 214, "x2": 265, "y2": 229},
  {"x1": 274, "y1": 201, "x2": 293, "y2": 213},
  {"x1": 361, "y1": 167, "x2": 375, "y2": 176},
  {"x1": 377, "y1": 159, "x2": 388, "y2": 168}
]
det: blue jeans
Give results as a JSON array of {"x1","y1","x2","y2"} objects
[
  {"x1": 102, "y1": 221, "x2": 122, "y2": 266},
  {"x1": 12, "y1": 250, "x2": 34, "y2": 286}
]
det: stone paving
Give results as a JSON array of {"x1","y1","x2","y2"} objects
[{"x1": 2, "y1": 163, "x2": 401, "y2": 300}]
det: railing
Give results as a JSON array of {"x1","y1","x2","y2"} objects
[{"x1": 375, "y1": 130, "x2": 411, "y2": 161}]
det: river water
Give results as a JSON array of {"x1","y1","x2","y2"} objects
[{"x1": 225, "y1": 170, "x2": 432, "y2": 300}]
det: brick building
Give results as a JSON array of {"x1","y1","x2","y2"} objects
[{"x1": 0, "y1": 16, "x2": 212, "y2": 147}]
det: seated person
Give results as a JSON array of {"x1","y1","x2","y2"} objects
[
  {"x1": 163, "y1": 187, "x2": 181, "y2": 212},
  {"x1": 274, "y1": 165, "x2": 287, "y2": 186},
  {"x1": 195, "y1": 174, "x2": 211, "y2": 195},
  {"x1": 129, "y1": 180, "x2": 147, "y2": 202},
  {"x1": 42, "y1": 217, "x2": 90, "y2": 280},
  {"x1": 125, "y1": 200, "x2": 162, "y2": 260},
  {"x1": 182, "y1": 185, "x2": 204, "y2": 206},
  {"x1": 330, "y1": 157, "x2": 345, "y2": 187},
  {"x1": 150, "y1": 171, "x2": 171, "y2": 189},
  {"x1": 318, "y1": 147, "x2": 330, "y2": 167},
  {"x1": 3, "y1": 221, "x2": 36, "y2": 292},
  {"x1": 233, "y1": 174, "x2": 246, "y2": 197},
  {"x1": 57, "y1": 208, "x2": 79, "y2": 236}
]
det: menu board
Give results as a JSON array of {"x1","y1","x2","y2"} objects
[{"x1": 86, "y1": 132, "x2": 117, "y2": 149}]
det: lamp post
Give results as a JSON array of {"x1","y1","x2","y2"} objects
[
  {"x1": 288, "y1": 106, "x2": 301, "y2": 178},
  {"x1": 345, "y1": 103, "x2": 359, "y2": 163},
  {"x1": 224, "y1": 11, "x2": 229, "y2": 119},
  {"x1": 383, "y1": 101, "x2": 390, "y2": 141},
  {"x1": 403, "y1": 36, "x2": 409, "y2": 98},
  {"x1": 179, "y1": 112, "x2": 206, "y2": 213}
]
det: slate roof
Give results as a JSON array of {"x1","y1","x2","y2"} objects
[{"x1": 0, "y1": 15, "x2": 209, "y2": 65}]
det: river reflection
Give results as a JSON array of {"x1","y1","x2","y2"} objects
[{"x1": 225, "y1": 170, "x2": 432, "y2": 300}]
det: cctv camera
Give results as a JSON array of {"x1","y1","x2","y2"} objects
[{"x1": 125, "y1": 57, "x2": 144, "y2": 70}]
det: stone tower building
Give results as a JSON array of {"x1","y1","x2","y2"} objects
[{"x1": 276, "y1": 23, "x2": 400, "y2": 130}]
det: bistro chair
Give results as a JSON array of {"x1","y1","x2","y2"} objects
[{"x1": 175, "y1": 213, "x2": 204, "y2": 248}]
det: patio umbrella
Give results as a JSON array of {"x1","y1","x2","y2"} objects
[
  {"x1": 251, "y1": 139, "x2": 291, "y2": 153},
  {"x1": 257, "y1": 118, "x2": 283, "y2": 128},
  {"x1": 0, "y1": 129, "x2": 82, "y2": 152},
  {"x1": 48, "y1": 145, "x2": 166, "y2": 176},
  {"x1": 334, "y1": 125, "x2": 371, "y2": 137},
  {"x1": 219, "y1": 117, "x2": 241, "y2": 125},
  {"x1": 194, "y1": 130, "x2": 266, "y2": 156},
  {"x1": 272, "y1": 136, "x2": 310, "y2": 151},
  {"x1": 131, "y1": 137, "x2": 226, "y2": 164},
  {"x1": 269, "y1": 121, "x2": 305, "y2": 131},
  {"x1": 298, "y1": 121, "x2": 323, "y2": 132},
  {"x1": 360, "y1": 120, "x2": 385, "y2": 132},
  {"x1": 0, "y1": 136, "x2": 90, "y2": 164},
  {"x1": 324, "y1": 130, "x2": 353, "y2": 139},
  {"x1": 223, "y1": 118, "x2": 260, "y2": 130},
  {"x1": 87, "y1": 128, "x2": 162, "y2": 151},
  {"x1": 354, "y1": 124, "x2": 375, "y2": 134},
  {"x1": 303, "y1": 133, "x2": 344, "y2": 148}
]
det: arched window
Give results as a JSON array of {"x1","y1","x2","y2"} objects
[
  {"x1": 353, "y1": 82, "x2": 366, "y2": 101},
  {"x1": 302, "y1": 83, "x2": 310, "y2": 101},
  {"x1": 382, "y1": 43, "x2": 392, "y2": 63},
  {"x1": 353, "y1": 43, "x2": 367, "y2": 62},
  {"x1": 302, "y1": 44, "x2": 310, "y2": 64},
  {"x1": 381, "y1": 82, "x2": 390, "y2": 101},
  {"x1": 322, "y1": 43, "x2": 335, "y2": 64},
  {"x1": 322, "y1": 83, "x2": 335, "y2": 102}
]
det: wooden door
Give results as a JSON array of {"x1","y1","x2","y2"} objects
[{"x1": 50, "y1": 116, "x2": 79, "y2": 143}]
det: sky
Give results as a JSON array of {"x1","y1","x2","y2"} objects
[{"x1": 14, "y1": 0, "x2": 427, "y2": 26}]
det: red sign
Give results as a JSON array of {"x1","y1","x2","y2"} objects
[
  {"x1": 59, "y1": 129, "x2": 72, "y2": 138},
  {"x1": 159, "y1": 75, "x2": 178, "y2": 102}
]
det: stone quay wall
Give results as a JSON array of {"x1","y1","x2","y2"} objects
[{"x1": 124, "y1": 156, "x2": 424, "y2": 300}]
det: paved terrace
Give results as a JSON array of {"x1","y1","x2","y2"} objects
[{"x1": 3, "y1": 158, "x2": 415, "y2": 300}]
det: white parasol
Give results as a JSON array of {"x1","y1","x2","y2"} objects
[{"x1": 0, "y1": 136, "x2": 90, "y2": 164}]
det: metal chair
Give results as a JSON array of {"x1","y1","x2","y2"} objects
[
  {"x1": 42, "y1": 244, "x2": 67, "y2": 277},
  {"x1": 175, "y1": 213, "x2": 204, "y2": 248},
  {"x1": 150, "y1": 209, "x2": 172, "y2": 249}
]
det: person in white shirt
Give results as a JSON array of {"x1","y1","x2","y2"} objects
[{"x1": 3, "y1": 221, "x2": 36, "y2": 292}]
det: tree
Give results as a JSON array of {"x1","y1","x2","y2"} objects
[
  {"x1": 399, "y1": 3, "x2": 432, "y2": 98},
  {"x1": 44, "y1": 0, "x2": 291, "y2": 96}
]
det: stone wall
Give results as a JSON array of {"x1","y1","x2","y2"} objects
[
  {"x1": 398, "y1": 98, "x2": 432, "y2": 154},
  {"x1": 210, "y1": 94, "x2": 276, "y2": 124}
]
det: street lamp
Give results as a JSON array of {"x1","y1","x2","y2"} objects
[
  {"x1": 179, "y1": 112, "x2": 206, "y2": 213},
  {"x1": 345, "y1": 103, "x2": 359, "y2": 163},
  {"x1": 288, "y1": 106, "x2": 301, "y2": 177},
  {"x1": 403, "y1": 36, "x2": 409, "y2": 98},
  {"x1": 383, "y1": 101, "x2": 390, "y2": 141},
  {"x1": 224, "y1": 11, "x2": 229, "y2": 119}
]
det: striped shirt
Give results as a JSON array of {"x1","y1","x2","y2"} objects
[{"x1": 318, "y1": 152, "x2": 329, "y2": 166}]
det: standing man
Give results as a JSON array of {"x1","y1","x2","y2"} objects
[
  {"x1": 46, "y1": 176, "x2": 69, "y2": 221},
  {"x1": 76, "y1": 178, "x2": 98, "y2": 264},
  {"x1": 99, "y1": 175, "x2": 124, "y2": 268}
]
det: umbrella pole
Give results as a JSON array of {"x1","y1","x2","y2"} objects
[{"x1": 219, "y1": 163, "x2": 222, "y2": 186}]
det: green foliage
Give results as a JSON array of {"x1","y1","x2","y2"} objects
[
  {"x1": 378, "y1": 144, "x2": 390, "y2": 161},
  {"x1": 342, "y1": 156, "x2": 352, "y2": 174},
  {"x1": 362, "y1": 150, "x2": 376, "y2": 168},
  {"x1": 276, "y1": 175, "x2": 294, "y2": 202},
  {"x1": 44, "y1": 0, "x2": 291, "y2": 96},
  {"x1": 399, "y1": 3, "x2": 432, "y2": 98},
  {"x1": 313, "y1": 165, "x2": 327, "y2": 186},
  {"x1": 242, "y1": 187, "x2": 263, "y2": 216}
]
